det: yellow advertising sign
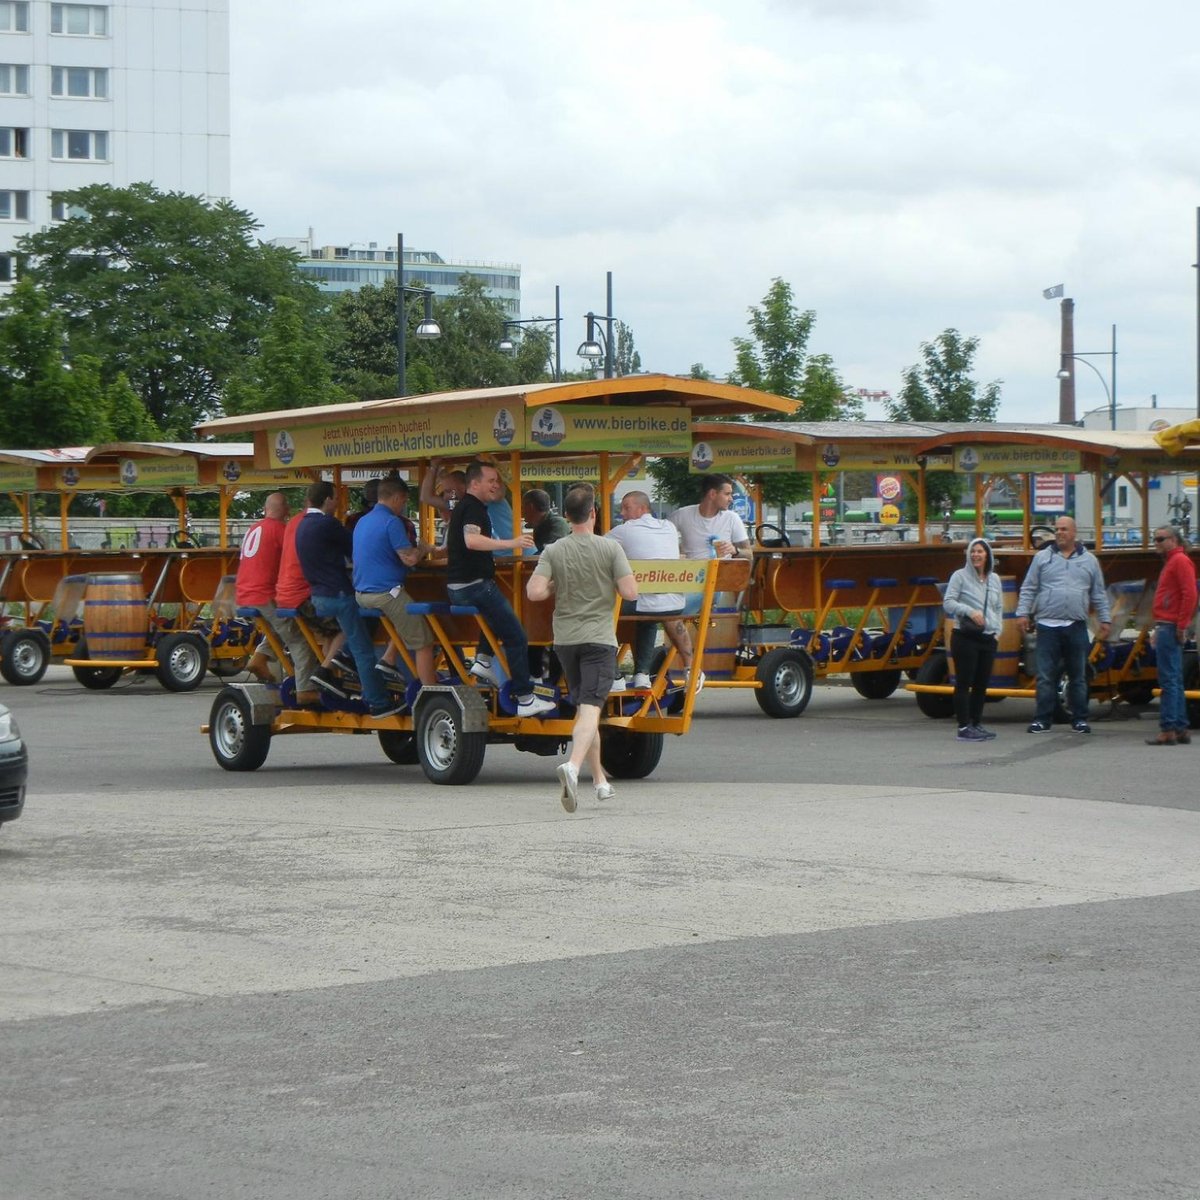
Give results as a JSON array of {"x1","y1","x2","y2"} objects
[
  {"x1": 806, "y1": 444, "x2": 954, "y2": 472},
  {"x1": 1110, "y1": 453, "x2": 1176, "y2": 477},
  {"x1": 522, "y1": 459, "x2": 646, "y2": 484},
  {"x1": 526, "y1": 405, "x2": 690, "y2": 455},
  {"x1": 119, "y1": 457, "x2": 198, "y2": 488},
  {"x1": 56, "y1": 465, "x2": 123, "y2": 491},
  {"x1": 689, "y1": 437, "x2": 795, "y2": 474},
  {"x1": 954, "y1": 445, "x2": 1081, "y2": 474},
  {"x1": 0, "y1": 464, "x2": 37, "y2": 491},
  {"x1": 266, "y1": 405, "x2": 526, "y2": 468},
  {"x1": 212, "y1": 460, "x2": 314, "y2": 489},
  {"x1": 628, "y1": 559, "x2": 711, "y2": 594}
]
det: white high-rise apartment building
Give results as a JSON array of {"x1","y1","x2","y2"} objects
[{"x1": 0, "y1": 0, "x2": 229, "y2": 283}]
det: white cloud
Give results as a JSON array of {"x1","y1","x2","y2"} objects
[{"x1": 231, "y1": 0, "x2": 1200, "y2": 418}]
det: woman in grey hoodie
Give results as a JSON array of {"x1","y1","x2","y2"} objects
[{"x1": 943, "y1": 537, "x2": 1004, "y2": 741}]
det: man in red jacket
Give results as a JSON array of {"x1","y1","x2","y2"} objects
[{"x1": 1145, "y1": 525, "x2": 1198, "y2": 746}]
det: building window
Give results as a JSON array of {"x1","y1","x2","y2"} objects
[
  {"x1": 0, "y1": 63, "x2": 30, "y2": 96},
  {"x1": 0, "y1": 191, "x2": 31, "y2": 221},
  {"x1": 0, "y1": 255, "x2": 12, "y2": 283},
  {"x1": 51, "y1": 128, "x2": 108, "y2": 160},
  {"x1": 50, "y1": 66, "x2": 108, "y2": 99},
  {"x1": 0, "y1": 2, "x2": 29, "y2": 33},
  {"x1": 50, "y1": 197, "x2": 88, "y2": 221},
  {"x1": 0, "y1": 127, "x2": 28, "y2": 158},
  {"x1": 50, "y1": 3, "x2": 107, "y2": 35}
]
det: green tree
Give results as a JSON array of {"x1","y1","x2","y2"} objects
[
  {"x1": 615, "y1": 320, "x2": 642, "y2": 376},
  {"x1": 886, "y1": 328, "x2": 1002, "y2": 518},
  {"x1": 329, "y1": 274, "x2": 554, "y2": 399},
  {"x1": 18, "y1": 183, "x2": 320, "y2": 437},
  {"x1": 729, "y1": 278, "x2": 814, "y2": 400},
  {"x1": 225, "y1": 295, "x2": 343, "y2": 415}
]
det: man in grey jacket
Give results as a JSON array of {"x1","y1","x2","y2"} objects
[{"x1": 1015, "y1": 515, "x2": 1111, "y2": 734}]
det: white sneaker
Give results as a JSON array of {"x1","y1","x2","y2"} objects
[
  {"x1": 469, "y1": 658, "x2": 500, "y2": 686},
  {"x1": 609, "y1": 677, "x2": 627, "y2": 694},
  {"x1": 556, "y1": 762, "x2": 579, "y2": 812},
  {"x1": 517, "y1": 693, "x2": 556, "y2": 718},
  {"x1": 629, "y1": 672, "x2": 652, "y2": 690},
  {"x1": 595, "y1": 782, "x2": 615, "y2": 801},
  {"x1": 687, "y1": 670, "x2": 706, "y2": 692}
]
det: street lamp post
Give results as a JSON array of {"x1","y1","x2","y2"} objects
[
  {"x1": 1056, "y1": 324, "x2": 1117, "y2": 430},
  {"x1": 576, "y1": 270, "x2": 616, "y2": 378},
  {"x1": 396, "y1": 232, "x2": 442, "y2": 397},
  {"x1": 498, "y1": 285, "x2": 563, "y2": 380}
]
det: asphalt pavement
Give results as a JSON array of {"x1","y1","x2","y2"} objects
[{"x1": 2, "y1": 667, "x2": 1198, "y2": 1198}]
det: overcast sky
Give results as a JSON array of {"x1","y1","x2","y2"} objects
[{"x1": 230, "y1": 0, "x2": 1200, "y2": 423}]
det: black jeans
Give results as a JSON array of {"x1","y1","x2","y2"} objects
[{"x1": 951, "y1": 629, "x2": 997, "y2": 727}]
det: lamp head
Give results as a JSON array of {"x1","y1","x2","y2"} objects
[{"x1": 1056, "y1": 368, "x2": 1071, "y2": 381}]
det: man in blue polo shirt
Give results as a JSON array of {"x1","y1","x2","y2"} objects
[
  {"x1": 353, "y1": 476, "x2": 438, "y2": 687},
  {"x1": 294, "y1": 480, "x2": 402, "y2": 718}
]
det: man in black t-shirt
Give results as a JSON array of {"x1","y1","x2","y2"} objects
[{"x1": 447, "y1": 461, "x2": 554, "y2": 717}]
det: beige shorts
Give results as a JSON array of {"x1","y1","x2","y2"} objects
[{"x1": 355, "y1": 589, "x2": 434, "y2": 651}]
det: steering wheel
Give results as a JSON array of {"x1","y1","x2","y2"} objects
[
  {"x1": 168, "y1": 530, "x2": 200, "y2": 549},
  {"x1": 754, "y1": 522, "x2": 791, "y2": 549},
  {"x1": 18, "y1": 532, "x2": 46, "y2": 551},
  {"x1": 1029, "y1": 524, "x2": 1056, "y2": 549}
]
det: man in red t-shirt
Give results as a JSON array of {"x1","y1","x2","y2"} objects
[
  {"x1": 236, "y1": 493, "x2": 324, "y2": 704},
  {"x1": 1145, "y1": 525, "x2": 1198, "y2": 746}
]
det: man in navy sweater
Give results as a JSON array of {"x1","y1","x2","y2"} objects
[{"x1": 294, "y1": 481, "x2": 402, "y2": 718}]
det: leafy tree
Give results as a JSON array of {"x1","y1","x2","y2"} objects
[
  {"x1": 615, "y1": 320, "x2": 642, "y2": 376},
  {"x1": 730, "y1": 278, "x2": 814, "y2": 400},
  {"x1": 101, "y1": 371, "x2": 161, "y2": 441},
  {"x1": 225, "y1": 296, "x2": 343, "y2": 415},
  {"x1": 18, "y1": 182, "x2": 320, "y2": 437},
  {"x1": 886, "y1": 328, "x2": 1002, "y2": 518}
]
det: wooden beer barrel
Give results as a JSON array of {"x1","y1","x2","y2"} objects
[
  {"x1": 84, "y1": 572, "x2": 148, "y2": 660},
  {"x1": 946, "y1": 576, "x2": 1020, "y2": 686}
]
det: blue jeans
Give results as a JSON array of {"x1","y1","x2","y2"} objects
[
  {"x1": 1155, "y1": 623, "x2": 1188, "y2": 733},
  {"x1": 449, "y1": 578, "x2": 533, "y2": 697},
  {"x1": 1034, "y1": 621, "x2": 1090, "y2": 725},
  {"x1": 311, "y1": 592, "x2": 388, "y2": 709}
]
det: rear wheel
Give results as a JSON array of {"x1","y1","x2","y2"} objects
[
  {"x1": 71, "y1": 638, "x2": 123, "y2": 690},
  {"x1": 155, "y1": 632, "x2": 209, "y2": 692},
  {"x1": 914, "y1": 652, "x2": 955, "y2": 719},
  {"x1": 378, "y1": 729, "x2": 419, "y2": 765},
  {"x1": 416, "y1": 696, "x2": 487, "y2": 785},
  {"x1": 850, "y1": 667, "x2": 902, "y2": 700},
  {"x1": 209, "y1": 687, "x2": 271, "y2": 771},
  {"x1": 1, "y1": 630, "x2": 50, "y2": 685},
  {"x1": 600, "y1": 728, "x2": 664, "y2": 779},
  {"x1": 754, "y1": 646, "x2": 813, "y2": 718}
]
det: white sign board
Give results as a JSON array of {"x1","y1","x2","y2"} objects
[{"x1": 1033, "y1": 473, "x2": 1067, "y2": 511}]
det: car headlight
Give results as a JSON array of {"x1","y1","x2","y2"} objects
[{"x1": 0, "y1": 711, "x2": 20, "y2": 741}]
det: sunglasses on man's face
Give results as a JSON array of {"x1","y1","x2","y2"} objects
[{"x1": 1155, "y1": 535, "x2": 1171, "y2": 543}]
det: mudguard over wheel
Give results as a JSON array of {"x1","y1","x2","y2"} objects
[
  {"x1": 600, "y1": 728, "x2": 664, "y2": 779},
  {"x1": 851, "y1": 667, "x2": 902, "y2": 700},
  {"x1": 378, "y1": 729, "x2": 420, "y2": 765},
  {"x1": 155, "y1": 632, "x2": 209, "y2": 692},
  {"x1": 209, "y1": 654, "x2": 250, "y2": 678},
  {"x1": 71, "y1": 638, "x2": 123, "y2": 690},
  {"x1": 209, "y1": 686, "x2": 271, "y2": 771},
  {"x1": 416, "y1": 695, "x2": 487, "y2": 785},
  {"x1": 914, "y1": 652, "x2": 955, "y2": 718},
  {"x1": 754, "y1": 646, "x2": 814, "y2": 718},
  {"x1": 1, "y1": 630, "x2": 50, "y2": 686}
]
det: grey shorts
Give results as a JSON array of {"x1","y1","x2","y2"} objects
[
  {"x1": 355, "y1": 589, "x2": 434, "y2": 651},
  {"x1": 556, "y1": 643, "x2": 618, "y2": 707}
]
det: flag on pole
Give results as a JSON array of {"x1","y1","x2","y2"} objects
[{"x1": 1042, "y1": 284, "x2": 1064, "y2": 299}]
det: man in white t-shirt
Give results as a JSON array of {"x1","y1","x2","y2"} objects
[
  {"x1": 607, "y1": 490, "x2": 697, "y2": 689},
  {"x1": 670, "y1": 473, "x2": 752, "y2": 560}
]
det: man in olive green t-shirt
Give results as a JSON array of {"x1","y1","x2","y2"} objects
[{"x1": 527, "y1": 484, "x2": 638, "y2": 813}]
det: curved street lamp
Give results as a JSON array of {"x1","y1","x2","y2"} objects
[
  {"x1": 396, "y1": 232, "x2": 442, "y2": 397},
  {"x1": 498, "y1": 285, "x2": 562, "y2": 380},
  {"x1": 576, "y1": 271, "x2": 616, "y2": 378}
]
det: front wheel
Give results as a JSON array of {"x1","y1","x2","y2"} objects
[
  {"x1": 71, "y1": 638, "x2": 123, "y2": 690},
  {"x1": 600, "y1": 728, "x2": 664, "y2": 779},
  {"x1": 1, "y1": 630, "x2": 50, "y2": 686},
  {"x1": 753, "y1": 646, "x2": 813, "y2": 718},
  {"x1": 914, "y1": 652, "x2": 955, "y2": 718},
  {"x1": 416, "y1": 697, "x2": 487, "y2": 785},
  {"x1": 851, "y1": 667, "x2": 902, "y2": 700},
  {"x1": 209, "y1": 687, "x2": 272, "y2": 771},
  {"x1": 155, "y1": 632, "x2": 209, "y2": 692}
]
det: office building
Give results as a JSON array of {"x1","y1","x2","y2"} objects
[{"x1": 0, "y1": 0, "x2": 230, "y2": 284}]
